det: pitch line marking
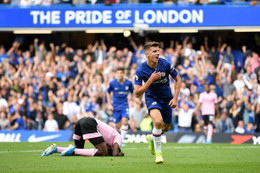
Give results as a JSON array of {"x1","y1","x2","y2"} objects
[{"x1": 0, "y1": 146, "x2": 259, "y2": 154}]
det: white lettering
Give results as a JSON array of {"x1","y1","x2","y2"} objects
[
  {"x1": 192, "y1": 10, "x2": 203, "y2": 23},
  {"x1": 92, "y1": 11, "x2": 102, "y2": 24},
  {"x1": 143, "y1": 10, "x2": 156, "y2": 24},
  {"x1": 135, "y1": 11, "x2": 144, "y2": 24},
  {"x1": 125, "y1": 10, "x2": 131, "y2": 20},
  {"x1": 124, "y1": 134, "x2": 166, "y2": 143},
  {"x1": 156, "y1": 10, "x2": 167, "y2": 24},
  {"x1": 252, "y1": 136, "x2": 260, "y2": 145},
  {"x1": 86, "y1": 11, "x2": 91, "y2": 24},
  {"x1": 168, "y1": 10, "x2": 179, "y2": 23},
  {"x1": 103, "y1": 10, "x2": 112, "y2": 24},
  {"x1": 40, "y1": 11, "x2": 50, "y2": 24},
  {"x1": 52, "y1": 11, "x2": 60, "y2": 24},
  {"x1": 30, "y1": 11, "x2": 40, "y2": 24},
  {"x1": 0, "y1": 133, "x2": 21, "y2": 142},
  {"x1": 65, "y1": 11, "x2": 75, "y2": 24},
  {"x1": 179, "y1": 10, "x2": 191, "y2": 24},
  {"x1": 75, "y1": 11, "x2": 85, "y2": 24},
  {"x1": 115, "y1": 10, "x2": 125, "y2": 20}
]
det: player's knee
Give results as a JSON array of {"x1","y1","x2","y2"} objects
[
  {"x1": 162, "y1": 126, "x2": 170, "y2": 133},
  {"x1": 153, "y1": 119, "x2": 163, "y2": 128},
  {"x1": 100, "y1": 149, "x2": 108, "y2": 156}
]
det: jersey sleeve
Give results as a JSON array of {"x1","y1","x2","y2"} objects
[
  {"x1": 107, "y1": 82, "x2": 113, "y2": 93},
  {"x1": 169, "y1": 64, "x2": 178, "y2": 79},
  {"x1": 129, "y1": 81, "x2": 134, "y2": 93},
  {"x1": 134, "y1": 69, "x2": 142, "y2": 86}
]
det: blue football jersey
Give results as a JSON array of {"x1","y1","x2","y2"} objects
[
  {"x1": 134, "y1": 58, "x2": 178, "y2": 103},
  {"x1": 107, "y1": 78, "x2": 134, "y2": 110}
]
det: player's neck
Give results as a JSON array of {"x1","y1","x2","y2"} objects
[
  {"x1": 147, "y1": 60, "x2": 157, "y2": 69},
  {"x1": 117, "y1": 78, "x2": 125, "y2": 84}
]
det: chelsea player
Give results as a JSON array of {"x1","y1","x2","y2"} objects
[
  {"x1": 134, "y1": 42, "x2": 181, "y2": 164},
  {"x1": 107, "y1": 67, "x2": 134, "y2": 145}
]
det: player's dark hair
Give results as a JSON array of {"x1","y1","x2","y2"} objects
[
  {"x1": 144, "y1": 42, "x2": 160, "y2": 52},
  {"x1": 116, "y1": 67, "x2": 125, "y2": 72}
]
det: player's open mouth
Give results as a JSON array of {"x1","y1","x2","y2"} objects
[{"x1": 155, "y1": 56, "x2": 159, "y2": 60}]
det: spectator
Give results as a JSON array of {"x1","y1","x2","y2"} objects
[
  {"x1": 43, "y1": 113, "x2": 59, "y2": 131},
  {"x1": 220, "y1": 44, "x2": 235, "y2": 72},
  {"x1": 234, "y1": 120, "x2": 245, "y2": 134},
  {"x1": 216, "y1": 111, "x2": 234, "y2": 133},
  {"x1": 54, "y1": 102, "x2": 71, "y2": 130},
  {"x1": 129, "y1": 99, "x2": 146, "y2": 132},
  {"x1": 10, "y1": 111, "x2": 25, "y2": 130},
  {"x1": 140, "y1": 113, "x2": 153, "y2": 132},
  {"x1": 178, "y1": 102, "x2": 196, "y2": 132},
  {"x1": 63, "y1": 95, "x2": 80, "y2": 123},
  {"x1": 233, "y1": 73, "x2": 245, "y2": 95},
  {"x1": 0, "y1": 111, "x2": 10, "y2": 130},
  {"x1": 245, "y1": 122, "x2": 255, "y2": 134},
  {"x1": 223, "y1": 76, "x2": 235, "y2": 99}
]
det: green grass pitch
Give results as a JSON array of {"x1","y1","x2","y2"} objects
[{"x1": 0, "y1": 142, "x2": 259, "y2": 173}]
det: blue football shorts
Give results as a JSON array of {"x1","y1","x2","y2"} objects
[
  {"x1": 113, "y1": 108, "x2": 129, "y2": 124},
  {"x1": 146, "y1": 97, "x2": 172, "y2": 124}
]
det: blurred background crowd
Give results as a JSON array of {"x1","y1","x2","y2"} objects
[{"x1": 0, "y1": 33, "x2": 259, "y2": 134}]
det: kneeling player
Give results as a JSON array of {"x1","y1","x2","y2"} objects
[{"x1": 41, "y1": 117, "x2": 124, "y2": 157}]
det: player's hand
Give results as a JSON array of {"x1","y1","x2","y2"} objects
[
  {"x1": 150, "y1": 71, "x2": 161, "y2": 82},
  {"x1": 169, "y1": 98, "x2": 178, "y2": 108},
  {"x1": 108, "y1": 104, "x2": 114, "y2": 112}
]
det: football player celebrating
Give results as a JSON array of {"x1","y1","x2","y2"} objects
[{"x1": 134, "y1": 42, "x2": 181, "y2": 164}]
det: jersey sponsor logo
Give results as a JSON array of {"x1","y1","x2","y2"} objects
[
  {"x1": 161, "y1": 72, "x2": 166, "y2": 77},
  {"x1": 152, "y1": 78, "x2": 168, "y2": 84},
  {"x1": 115, "y1": 91, "x2": 128, "y2": 95},
  {"x1": 152, "y1": 101, "x2": 157, "y2": 105}
]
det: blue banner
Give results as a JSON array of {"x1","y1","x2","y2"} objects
[
  {"x1": 0, "y1": 130, "x2": 73, "y2": 142},
  {"x1": 0, "y1": 5, "x2": 259, "y2": 28}
]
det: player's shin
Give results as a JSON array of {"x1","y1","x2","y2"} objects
[
  {"x1": 121, "y1": 124, "x2": 128, "y2": 143},
  {"x1": 206, "y1": 124, "x2": 213, "y2": 143},
  {"x1": 57, "y1": 147, "x2": 67, "y2": 153},
  {"x1": 152, "y1": 128, "x2": 162, "y2": 153},
  {"x1": 75, "y1": 149, "x2": 98, "y2": 157}
]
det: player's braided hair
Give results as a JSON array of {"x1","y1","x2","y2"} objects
[{"x1": 144, "y1": 42, "x2": 160, "y2": 52}]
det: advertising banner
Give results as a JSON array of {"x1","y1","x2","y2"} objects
[
  {"x1": 0, "y1": 5, "x2": 259, "y2": 29},
  {"x1": 0, "y1": 130, "x2": 73, "y2": 142}
]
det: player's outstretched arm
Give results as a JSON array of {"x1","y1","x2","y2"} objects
[{"x1": 134, "y1": 71, "x2": 161, "y2": 98}]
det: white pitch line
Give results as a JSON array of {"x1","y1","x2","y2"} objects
[
  {"x1": 0, "y1": 150, "x2": 42, "y2": 154},
  {"x1": 125, "y1": 146, "x2": 260, "y2": 150},
  {"x1": 0, "y1": 146, "x2": 259, "y2": 154}
]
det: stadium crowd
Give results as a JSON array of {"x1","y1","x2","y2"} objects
[{"x1": 0, "y1": 34, "x2": 259, "y2": 135}]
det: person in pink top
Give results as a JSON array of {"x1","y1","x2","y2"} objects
[
  {"x1": 199, "y1": 84, "x2": 220, "y2": 144},
  {"x1": 41, "y1": 117, "x2": 124, "y2": 157}
]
